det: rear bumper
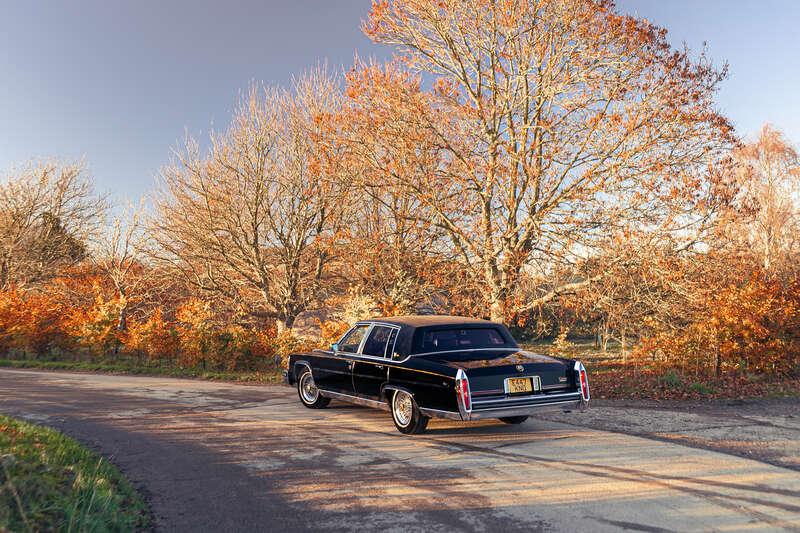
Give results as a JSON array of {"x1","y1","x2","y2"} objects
[
  {"x1": 466, "y1": 398, "x2": 584, "y2": 420},
  {"x1": 421, "y1": 392, "x2": 586, "y2": 421}
]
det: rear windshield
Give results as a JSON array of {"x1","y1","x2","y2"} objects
[{"x1": 418, "y1": 327, "x2": 512, "y2": 352}]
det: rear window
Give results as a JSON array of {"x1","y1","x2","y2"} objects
[{"x1": 419, "y1": 328, "x2": 510, "y2": 352}]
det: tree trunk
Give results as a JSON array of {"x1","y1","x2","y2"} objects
[
  {"x1": 117, "y1": 306, "x2": 127, "y2": 332},
  {"x1": 489, "y1": 299, "x2": 505, "y2": 323},
  {"x1": 275, "y1": 315, "x2": 295, "y2": 335},
  {"x1": 621, "y1": 328, "x2": 627, "y2": 364}
]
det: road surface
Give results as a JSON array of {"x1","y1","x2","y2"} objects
[{"x1": 1, "y1": 368, "x2": 799, "y2": 532}]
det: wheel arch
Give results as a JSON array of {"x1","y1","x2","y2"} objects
[
  {"x1": 291, "y1": 360, "x2": 313, "y2": 384},
  {"x1": 381, "y1": 384, "x2": 416, "y2": 404}
]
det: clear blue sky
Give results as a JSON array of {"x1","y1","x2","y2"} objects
[{"x1": 2, "y1": 1, "x2": 798, "y2": 203}]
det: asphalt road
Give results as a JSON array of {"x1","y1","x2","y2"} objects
[{"x1": 1, "y1": 369, "x2": 799, "y2": 532}]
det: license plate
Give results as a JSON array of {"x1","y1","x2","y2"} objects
[{"x1": 505, "y1": 377, "x2": 540, "y2": 394}]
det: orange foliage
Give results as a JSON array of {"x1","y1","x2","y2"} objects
[
  {"x1": 0, "y1": 286, "x2": 69, "y2": 356},
  {"x1": 124, "y1": 308, "x2": 179, "y2": 362},
  {"x1": 60, "y1": 291, "x2": 122, "y2": 356},
  {"x1": 636, "y1": 275, "x2": 800, "y2": 377},
  {"x1": 319, "y1": 320, "x2": 350, "y2": 346},
  {"x1": 0, "y1": 282, "x2": 296, "y2": 372}
]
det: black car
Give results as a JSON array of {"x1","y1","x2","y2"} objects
[{"x1": 284, "y1": 315, "x2": 590, "y2": 434}]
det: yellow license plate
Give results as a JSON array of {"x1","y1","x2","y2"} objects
[{"x1": 506, "y1": 377, "x2": 533, "y2": 394}]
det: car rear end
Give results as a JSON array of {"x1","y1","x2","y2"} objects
[{"x1": 452, "y1": 356, "x2": 590, "y2": 421}]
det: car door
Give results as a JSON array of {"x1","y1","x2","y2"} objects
[
  {"x1": 353, "y1": 325, "x2": 399, "y2": 400},
  {"x1": 314, "y1": 324, "x2": 369, "y2": 394}
]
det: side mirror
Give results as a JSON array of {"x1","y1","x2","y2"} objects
[
  {"x1": 392, "y1": 351, "x2": 403, "y2": 361},
  {"x1": 331, "y1": 343, "x2": 339, "y2": 352}
]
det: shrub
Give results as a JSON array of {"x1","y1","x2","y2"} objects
[
  {"x1": 124, "y1": 308, "x2": 180, "y2": 362},
  {"x1": 659, "y1": 370, "x2": 683, "y2": 389},
  {"x1": 636, "y1": 275, "x2": 800, "y2": 378},
  {"x1": 0, "y1": 287, "x2": 70, "y2": 357}
]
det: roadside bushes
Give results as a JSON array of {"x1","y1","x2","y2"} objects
[
  {"x1": 0, "y1": 285, "x2": 298, "y2": 373},
  {"x1": 636, "y1": 274, "x2": 800, "y2": 378},
  {"x1": 119, "y1": 299, "x2": 288, "y2": 372},
  {"x1": 0, "y1": 286, "x2": 70, "y2": 357}
]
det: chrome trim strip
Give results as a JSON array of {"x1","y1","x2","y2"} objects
[
  {"x1": 338, "y1": 352, "x2": 395, "y2": 363},
  {"x1": 356, "y1": 324, "x2": 372, "y2": 355},
  {"x1": 419, "y1": 407, "x2": 463, "y2": 421},
  {"x1": 541, "y1": 384, "x2": 570, "y2": 391},
  {"x1": 472, "y1": 391, "x2": 581, "y2": 405},
  {"x1": 574, "y1": 360, "x2": 590, "y2": 402},
  {"x1": 382, "y1": 384, "x2": 413, "y2": 398},
  {"x1": 355, "y1": 321, "x2": 404, "y2": 329},
  {"x1": 304, "y1": 351, "x2": 451, "y2": 378},
  {"x1": 472, "y1": 388, "x2": 504, "y2": 396},
  {"x1": 315, "y1": 389, "x2": 581, "y2": 422},
  {"x1": 455, "y1": 368, "x2": 471, "y2": 418},
  {"x1": 467, "y1": 400, "x2": 581, "y2": 420},
  {"x1": 318, "y1": 389, "x2": 391, "y2": 412},
  {"x1": 335, "y1": 322, "x2": 403, "y2": 361}
]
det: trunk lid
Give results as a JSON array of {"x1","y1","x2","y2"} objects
[{"x1": 420, "y1": 349, "x2": 574, "y2": 393}]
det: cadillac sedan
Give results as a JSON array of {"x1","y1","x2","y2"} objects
[{"x1": 284, "y1": 315, "x2": 589, "y2": 434}]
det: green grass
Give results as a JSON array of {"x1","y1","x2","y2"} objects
[
  {"x1": 0, "y1": 358, "x2": 283, "y2": 384},
  {"x1": 0, "y1": 415, "x2": 149, "y2": 532}
]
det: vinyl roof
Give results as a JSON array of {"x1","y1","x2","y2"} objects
[
  {"x1": 355, "y1": 315, "x2": 513, "y2": 356},
  {"x1": 367, "y1": 315, "x2": 496, "y2": 328}
]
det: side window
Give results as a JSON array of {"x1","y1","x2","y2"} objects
[
  {"x1": 362, "y1": 326, "x2": 396, "y2": 357},
  {"x1": 338, "y1": 325, "x2": 369, "y2": 353}
]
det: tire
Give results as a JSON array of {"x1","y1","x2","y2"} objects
[
  {"x1": 499, "y1": 416, "x2": 529, "y2": 425},
  {"x1": 391, "y1": 390, "x2": 429, "y2": 435},
  {"x1": 297, "y1": 368, "x2": 330, "y2": 409}
]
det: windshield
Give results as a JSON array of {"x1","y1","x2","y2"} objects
[{"x1": 418, "y1": 327, "x2": 512, "y2": 353}]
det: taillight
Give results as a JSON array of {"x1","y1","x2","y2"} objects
[
  {"x1": 455, "y1": 369, "x2": 471, "y2": 412},
  {"x1": 575, "y1": 362, "x2": 590, "y2": 401}
]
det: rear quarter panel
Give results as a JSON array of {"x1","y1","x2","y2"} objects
[{"x1": 386, "y1": 358, "x2": 459, "y2": 412}]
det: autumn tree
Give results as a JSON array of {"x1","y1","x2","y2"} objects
[
  {"x1": 350, "y1": 0, "x2": 733, "y2": 322},
  {"x1": 91, "y1": 203, "x2": 151, "y2": 331},
  {"x1": 726, "y1": 124, "x2": 800, "y2": 274},
  {"x1": 152, "y1": 69, "x2": 347, "y2": 332},
  {"x1": 0, "y1": 161, "x2": 106, "y2": 290},
  {"x1": 328, "y1": 66, "x2": 468, "y2": 314}
]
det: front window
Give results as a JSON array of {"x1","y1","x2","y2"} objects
[
  {"x1": 338, "y1": 325, "x2": 369, "y2": 353},
  {"x1": 420, "y1": 328, "x2": 509, "y2": 352}
]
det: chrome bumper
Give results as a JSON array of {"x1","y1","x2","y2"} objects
[
  {"x1": 421, "y1": 392, "x2": 586, "y2": 421},
  {"x1": 465, "y1": 398, "x2": 584, "y2": 420}
]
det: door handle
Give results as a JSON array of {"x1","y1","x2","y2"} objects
[
  {"x1": 347, "y1": 361, "x2": 354, "y2": 369},
  {"x1": 375, "y1": 365, "x2": 385, "y2": 370}
]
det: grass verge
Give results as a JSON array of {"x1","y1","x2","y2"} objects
[
  {"x1": 0, "y1": 358, "x2": 283, "y2": 384},
  {"x1": 0, "y1": 415, "x2": 149, "y2": 531}
]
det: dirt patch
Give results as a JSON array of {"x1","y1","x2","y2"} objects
[{"x1": 541, "y1": 398, "x2": 800, "y2": 471}]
